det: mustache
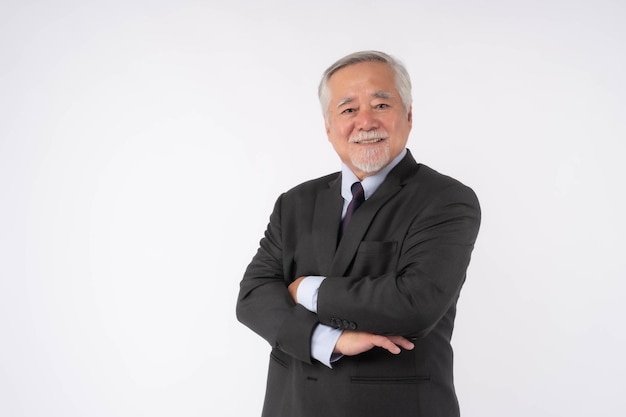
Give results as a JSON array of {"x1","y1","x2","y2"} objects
[{"x1": 349, "y1": 130, "x2": 389, "y2": 143}]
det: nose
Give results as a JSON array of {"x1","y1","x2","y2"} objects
[{"x1": 355, "y1": 108, "x2": 379, "y2": 131}]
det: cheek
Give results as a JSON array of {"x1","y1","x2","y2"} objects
[
  {"x1": 389, "y1": 117, "x2": 411, "y2": 136},
  {"x1": 328, "y1": 118, "x2": 354, "y2": 137}
]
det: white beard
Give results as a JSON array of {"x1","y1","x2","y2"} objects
[{"x1": 349, "y1": 142, "x2": 391, "y2": 174}]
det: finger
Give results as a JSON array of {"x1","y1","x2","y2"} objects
[
  {"x1": 388, "y1": 336, "x2": 415, "y2": 351},
  {"x1": 372, "y1": 335, "x2": 401, "y2": 354}
]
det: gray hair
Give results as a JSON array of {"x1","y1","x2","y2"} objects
[{"x1": 318, "y1": 50, "x2": 412, "y2": 122}]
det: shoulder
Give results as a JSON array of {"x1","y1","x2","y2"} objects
[
  {"x1": 266, "y1": 172, "x2": 341, "y2": 222},
  {"x1": 392, "y1": 150, "x2": 476, "y2": 197},
  {"x1": 414, "y1": 164, "x2": 468, "y2": 187},
  {"x1": 411, "y1": 164, "x2": 480, "y2": 207},
  {"x1": 282, "y1": 172, "x2": 340, "y2": 197}
]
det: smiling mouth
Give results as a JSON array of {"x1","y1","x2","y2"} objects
[
  {"x1": 349, "y1": 130, "x2": 389, "y2": 144},
  {"x1": 352, "y1": 137, "x2": 386, "y2": 144}
]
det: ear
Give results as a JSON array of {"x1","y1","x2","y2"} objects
[
  {"x1": 324, "y1": 119, "x2": 331, "y2": 139},
  {"x1": 407, "y1": 106, "x2": 413, "y2": 126}
]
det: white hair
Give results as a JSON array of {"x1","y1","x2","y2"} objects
[{"x1": 318, "y1": 50, "x2": 413, "y2": 122}]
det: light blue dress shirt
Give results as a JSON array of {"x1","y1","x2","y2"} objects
[{"x1": 296, "y1": 148, "x2": 407, "y2": 367}]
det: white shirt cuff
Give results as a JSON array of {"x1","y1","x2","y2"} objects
[
  {"x1": 311, "y1": 324, "x2": 343, "y2": 368},
  {"x1": 296, "y1": 275, "x2": 325, "y2": 313}
]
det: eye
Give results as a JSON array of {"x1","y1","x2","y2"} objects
[
  {"x1": 375, "y1": 103, "x2": 390, "y2": 109},
  {"x1": 341, "y1": 108, "x2": 356, "y2": 114}
]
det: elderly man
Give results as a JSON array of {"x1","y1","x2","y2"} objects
[{"x1": 237, "y1": 50, "x2": 481, "y2": 417}]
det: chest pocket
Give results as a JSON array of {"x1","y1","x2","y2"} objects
[{"x1": 350, "y1": 241, "x2": 398, "y2": 276}]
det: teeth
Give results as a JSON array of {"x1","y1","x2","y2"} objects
[{"x1": 358, "y1": 138, "x2": 384, "y2": 144}]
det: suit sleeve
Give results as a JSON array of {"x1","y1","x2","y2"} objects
[
  {"x1": 236, "y1": 193, "x2": 318, "y2": 364},
  {"x1": 316, "y1": 182, "x2": 481, "y2": 337}
]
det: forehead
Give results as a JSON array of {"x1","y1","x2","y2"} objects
[{"x1": 327, "y1": 61, "x2": 397, "y2": 100}]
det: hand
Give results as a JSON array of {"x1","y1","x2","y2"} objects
[
  {"x1": 333, "y1": 330, "x2": 415, "y2": 356},
  {"x1": 287, "y1": 276, "x2": 306, "y2": 303}
]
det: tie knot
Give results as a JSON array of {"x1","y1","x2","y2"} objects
[
  {"x1": 351, "y1": 182, "x2": 364, "y2": 200},
  {"x1": 348, "y1": 182, "x2": 365, "y2": 212}
]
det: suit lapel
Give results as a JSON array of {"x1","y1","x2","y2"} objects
[
  {"x1": 330, "y1": 182, "x2": 403, "y2": 276},
  {"x1": 312, "y1": 174, "x2": 343, "y2": 276},
  {"x1": 330, "y1": 150, "x2": 420, "y2": 276}
]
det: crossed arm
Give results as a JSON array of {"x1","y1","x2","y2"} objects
[
  {"x1": 237, "y1": 181, "x2": 480, "y2": 365},
  {"x1": 288, "y1": 277, "x2": 414, "y2": 357}
]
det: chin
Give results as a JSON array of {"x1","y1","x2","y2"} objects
[{"x1": 350, "y1": 146, "x2": 391, "y2": 174}]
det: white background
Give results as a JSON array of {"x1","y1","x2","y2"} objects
[{"x1": 1, "y1": 1, "x2": 625, "y2": 416}]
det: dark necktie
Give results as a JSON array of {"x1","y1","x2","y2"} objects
[{"x1": 339, "y1": 181, "x2": 365, "y2": 238}]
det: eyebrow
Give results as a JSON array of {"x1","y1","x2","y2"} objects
[
  {"x1": 336, "y1": 97, "x2": 354, "y2": 108},
  {"x1": 372, "y1": 90, "x2": 393, "y2": 99},
  {"x1": 336, "y1": 90, "x2": 394, "y2": 108}
]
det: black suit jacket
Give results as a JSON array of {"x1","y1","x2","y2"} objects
[{"x1": 237, "y1": 150, "x2": 481, "y2": 417}]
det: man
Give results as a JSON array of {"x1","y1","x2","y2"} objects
[{"x1": 236, "y1": 50, "x2": 481, "y2": 417}]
